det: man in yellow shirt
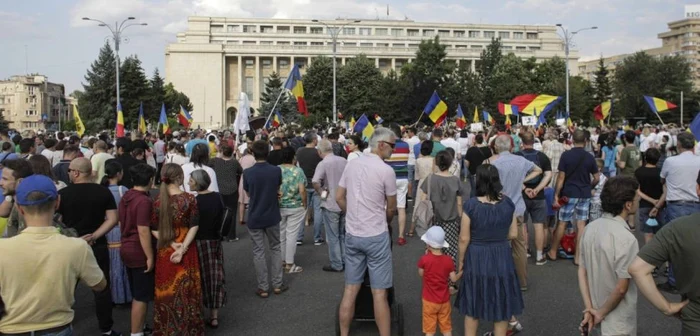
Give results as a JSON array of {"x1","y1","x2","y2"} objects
[{"x1": 0, "y1": 175, "x2": 106, "y2": 335}]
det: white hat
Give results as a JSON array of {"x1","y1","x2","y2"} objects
[{"x1": 421, "y1": 226, "x2": 449, "y2": 249}]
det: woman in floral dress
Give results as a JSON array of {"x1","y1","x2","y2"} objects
[{"x1": 152, "y1": 163, "x2": 204, "y2": 335}]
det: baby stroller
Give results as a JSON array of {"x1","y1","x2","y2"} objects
[{"x1": 335, "y1": 228, "x2": 404, "y2": 336}]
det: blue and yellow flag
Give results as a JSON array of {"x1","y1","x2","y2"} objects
[
  {"x1": 423, "y1": 91, "x2": 447, "y2": 125},
  {"x1": 353, "y1": 114, "x2": 374, "y2": 140}
]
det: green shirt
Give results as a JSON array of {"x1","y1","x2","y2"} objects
[
  {"x1": 619, "y1": 146, "x2": 641, "y2": 177},
  {"x1": 637, "y1": 213, "x2": 700, "y2": 335},
  {"x1": 279, "y1": 165, "x2": 306, "y2": 208},
  {"x1": 430, "y1": 141, "x2": 446, "y2": 157}
]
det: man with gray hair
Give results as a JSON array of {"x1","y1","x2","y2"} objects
[
  {"x1": 313, "y1": 140, "x2": 348, "y2": 272},
  {"x1": 489, "y1": 134, "x2": 543, "y2": 291},
  {"x1": 337, "y1": 127, "x2": 397, "y2": 336}
]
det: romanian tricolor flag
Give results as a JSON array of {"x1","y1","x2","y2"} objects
[
  {"x1": 594, "y1": 101, "x2": 612, "y2": 121},
  {"x1": 473, "y1": 106, "x2": 480, "y2": 123},
  {"x1": 505, "y1": 114, "x2": 512, "y2": 130},
  {"x1": 456, "y1": 104, "x2": 467, "y2": 129},
  {"x1": 178, "y1": 105, "x2": 193, "y2": 128},
  {"x1": 158, "y1": 103, "x2": 170, "y2": 134},
  {"x1": 284, "y1": 65, "x2": 308, "y2": 116},
  {"x1": 483, "y1": 111, "x2": 495, "y2": 125},
  {"x1": 423, "y1": 91, "x2": 448, "y2": 126},
  {"x1": 353, "y1": 114, "x2": 374, "y2": 140},
  {"x1": 116, "y1": 103, "x2": 125, "y2": 137},
  {"x1": 510, "y1": 94, "x2": 561, "y2": 116},
  {"x1": 374, "y1": 114, "x2": 384, "y2": 124},
  {"x1": 498, "y1": 102, "x2": 519, "y2": 116},
  {"x1": 644, "y1": 96, "x2": 677, "y2": 114},
  {"x1": 272, "y1": 111, "x2": 282, "y2": 128},
  {"x1": 138, "y1": 102, "x2": 147, "y2": 134}
]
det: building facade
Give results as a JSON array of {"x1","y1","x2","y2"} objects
[
  {"x1": 579, "y1": 18, "x2": 700, "y2": 87},
  {"x1": 166, "y1": 16, "x2": 577, "y2": 128},
  {"x1": 0, "y1": 75, "x2": 73, "y2": 131}
]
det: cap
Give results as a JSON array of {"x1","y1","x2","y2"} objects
[
  {"x1": 421, "y1": 226, "x2": 449, "y2": 249},
  {"x1": 15, "y1": 175, "x2": 58, "y2": 206}
]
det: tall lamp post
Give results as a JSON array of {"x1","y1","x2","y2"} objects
[
  {"x1": 312, "y1": 19, "x2": 361, "y2": 125},
  {"x1": 82, "y1": 17, "x2": 147, "y2": 108},
  {"x1": 556, "y1": 24, "x2": 597, "y2": 117}
]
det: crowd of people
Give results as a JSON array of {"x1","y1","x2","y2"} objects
[{"x1": 0, "y1": 119, "x2": 697, "y2": 336}]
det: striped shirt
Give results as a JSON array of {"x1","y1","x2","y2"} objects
[{"x1": 386, "y1": 140, "x2": 409, "y2": 180}]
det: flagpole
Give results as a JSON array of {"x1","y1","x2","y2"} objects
[
  {"x1": 411, "y1": 112, "x2": 423, "y2": 128},
  {"x1": 263, "y1": 89, "x2": 286, "y2": 129},
  {"x1": 654, "y1": 112, "x2": 666, "y2": 126},
  {"x1": 680, "y1": 91, "x2": 684, "y2": 127}
]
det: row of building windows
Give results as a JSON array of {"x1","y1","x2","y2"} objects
[
  {"x1": 212, "y1": 24, "x2": 539, "y2": 40},
  {"x1": 221, "y1": 40, "x2": 541, "y2": 51}
]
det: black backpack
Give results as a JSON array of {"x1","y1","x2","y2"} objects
[{"x1": 521, "y1": 150, "x2": 543, "y2": 185}]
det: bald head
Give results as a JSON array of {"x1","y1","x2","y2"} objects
[{"x1": 68, "y1": 157, "x2": 93, "y2": 183}]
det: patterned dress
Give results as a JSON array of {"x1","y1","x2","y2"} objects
[
  {"x1": 152, "y1": 193, "x2": 204, "y2": 336},
  {"x1": 107, "y1": 185, "x2": 132, "y2": 304}
]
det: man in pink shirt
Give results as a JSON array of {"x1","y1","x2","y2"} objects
[{"x1": 336, "y1": 128, "x2": 398, "y2": 336}]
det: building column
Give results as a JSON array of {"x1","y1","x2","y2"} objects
[
  {"x1": 375, "y1": 58, "x2": 379, "y2": 67},
  {"x1": 341, "y1": 57, "x2": 346, "y2": 65},
  {"x1": 237, "y1": 55, "x2": 243, "y2": 100},
  {"x1": 471, "y1": 59, "x2": 476, "y2": 72},
  {"x1": 254, "y1": 56, "x2": 260, "y2": 111},
  {"x1": 273, "y1": 56, "x2": 277, "y2": 74},
  {"x1": 391, "y1": 58, "x2": 396, "y2": 71}
]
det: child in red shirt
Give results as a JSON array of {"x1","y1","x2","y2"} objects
[{"x1": 418, "y1": 226, "x2": 461, "y2": 336}]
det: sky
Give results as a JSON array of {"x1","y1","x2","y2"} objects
[{"x1": 0, "y1": 0, "x2": 693, "y2": 94}]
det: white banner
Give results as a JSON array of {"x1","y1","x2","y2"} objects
[
  {"x1": 556, "y1": 118, "x2": 566, "y2": 126},
  {"x1": 522, "y1": 116, "x2": 537, "y2": 126},
  {"x1": 470, "y1": 122, "x2": 484, "y2": 132}
]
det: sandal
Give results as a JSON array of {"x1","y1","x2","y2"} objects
[
  {"x1": 274, "y1": 284, "x2": 289, "y2": 295},
  {"x1": 255, "y1": 288, "x2": 269, "y2": 298},
  {"x1": 285, "y1": 264, "x2": 303, "y2": 274},
  {"x1": 208, "y1": 318, "x2": 219, "y2": 329},
  {"x1": 406, "y1": 231, "x2": 415, "y2": 237}
]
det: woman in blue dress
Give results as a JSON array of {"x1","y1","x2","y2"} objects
[
  {"x1": 102, "y1": 159, "x2": 132, "y2": 305},
  {"x1": 455, "y1": 164, "x2": 524, "y2": 336}
]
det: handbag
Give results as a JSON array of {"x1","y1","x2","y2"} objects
[
  {"x1": 412, "y1": 173, "x2": 434, "y2": 237},
  {"x1": 217, "y1": 193, "x2": 235, "y2": 239}
]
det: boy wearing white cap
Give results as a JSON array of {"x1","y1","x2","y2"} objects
[{"x1": 418, "y1": 226, "x2": 462, "y2": 336}]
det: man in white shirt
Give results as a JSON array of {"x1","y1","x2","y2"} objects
[
  {"x1": 404, "y1": 127, "x2": 420, "y2": 199},
  {"x1": 91, "y1": 141, "x2": 114, "y2": 184},
  {"x1": 440, "y1": 129, "x2": 461, "y2": 160},
  {"x1": 40, "y1": 138, "x2": 57, "y2": 166}
]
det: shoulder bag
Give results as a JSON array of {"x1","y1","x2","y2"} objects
[
  {"x1": 217, "y1": 193, "x2": 235, "y2": 239},
  {"x1": 413, "y1": 173, "x2": 434, "y2": 236}
]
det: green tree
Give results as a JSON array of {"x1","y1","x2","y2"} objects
[
  {"x1": 375, "y1": 70, "x2": 410, "y2": 123},
  {"x1": 443, "y1": 61, "x2": 482, "y2": 122},
  {"x1": 478, "y1": 38, "x2": 503, "y2": 111},
  {"x1": 80, "y1": 42, "x2": 117, "y2": 132},
  {"x1": 338, "y1": 54, "x2": 383, "y2": 120},
  {"x1": 532, "y1": 56, "x2": 566, "y2": 95},
  {"x1": 119, "y1": 55, "x2": 150, "y2": 130},
  {"x1": 146, "y1": 68, "x2": 166, "y2": 123},
  {"x1": 260, "y1": 71, "x2": 299, "y2": 124},
  {"x1": 491, "y1": 54, "x2": 533, "y2": 119},
  {"x1": 303, "y1": 56, "x2": 334, "y2": 119},
  {"x1": 401, "y1": 37, "x2": 453, "y2": 124},
  {"x1": 163, "y1": 83, "x2": 194, "y2": 123},
  {"x1": 593, "y1": 57, "x2": 612, "y2": 102}
]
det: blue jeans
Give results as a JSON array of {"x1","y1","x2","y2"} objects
[
  {"x1": 664, "y1": 202, "x2": 700, "y2": 286},
  {"x1": 407, "y1": 165, "x2": 416, "y2": 199},
  {"x1": 298, "y1": 188, "x2": 323, "y2": 242},
  {"x1": 27, "y1": 325, "x2": 73, "y2": 336},
  {"x1": 468, "y1": 174, "x2": 476, "y2": 199},
  {"x1": 323, "y1": 208, "x2": 346, "y2": 270}
]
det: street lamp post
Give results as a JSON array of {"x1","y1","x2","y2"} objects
[
  {"x1": 556, "y1": 24, "x2": 597, "y2": 118},
  {"x1": 82, "y1": 17, "x2": 147, "y2": 109},
  {"x1": 312, "y1": 19, "x2": 361, "y2": 125}
]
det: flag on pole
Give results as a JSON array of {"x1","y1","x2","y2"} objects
[
  {"x1": 374, "y1": 114, "x2": 384, "y2": 124},
  {"x1": 353, "y1": 114, "x2": 374, "y2": 140},
  {"x1": 497, "y1": 102, "x2": 519, "y2": 116},
  {"x1": 482, "y1": 111, "x2": 495, "y2": 125},
  {"x1": 349, "y1": 115, "x2": 356, "y2": 131},
  {"x1": 689, "y1": 112, "x2": 700, "y2": 141},
  {"x1": 473, "y1": 106, "x2": 480, "y2": 123},
  {"x1": 138, "y1": 102, "x2": 147, "y2": 134},
  {"x1": 178, "y1": 105, "x2": 193, "y2": 128},
  {"x1": 158, "y1": 103, "x2": 170, "y2": 134},
  {"x1": 233, "y1": 92, "x2": 251, "y2": 135},
  {"x1": 422, "y1": 91, "x2": 448, "y2": 126},
  {"x1": 116, "y1": 103, "x2": 125, "y2": 137},
  {"x1": 284, "y1": 65, "x2": 308, "y2": 116},
  {"x1": 266, "y1": 110, "x2": 283, "y2": 128},
  {"x1": 594, "y1": 101, "x2": 612, "y2": 121},
  {"x1": 510, "y1": 94, "x2": 561, "y2": 116},
  {"x1": 456, "y1": 104, "x2": 467, "y2": 129},
  {"x1": 644, "y1": 96, "x2": 677, "y2": 114},
  {"x1": 505, "y1": 114, "x2": 512, "y2": 130},
  {"x1": 73, "y1": 104, "x2": 85, "y2": 137}
]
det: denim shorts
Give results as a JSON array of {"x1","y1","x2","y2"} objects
[
  {"x1": 558, "y1": 198, "x2": 590, "y2": 222},
  {"x1": 344, "y1": 231, "x2": 392, "y2": 289}
]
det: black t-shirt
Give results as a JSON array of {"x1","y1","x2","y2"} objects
[
  {"x1": 58, "y1": 183, "x2": 117, "y2": 246},
  {"x1": 116, "y1": 154, "x2": 142, "y2": 189},
  {"x1": 515, "y1": 149, "x2": 552, "y2": 199},
  {"x1": 195, "y1": 192, "x2": 224, "y2": 240},
  {"x1": 132, "y1": 139, "x2": 149, "y2": 152},
  {"x1": 465, "y1": 146, "x2": 492, "y2": 175},
  {"x1": 267, "y1": 149, "x2": 284, "y2": 167},
  {"x1": 635, "y1": 166, "x2": 663, "y2": 208},
  {"x1": 295, "y1": 147, "x2": 322, "y2": 188}
]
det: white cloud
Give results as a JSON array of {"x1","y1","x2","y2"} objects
[{"x1": 0, "y1": 11, "x2": 47, "y2": 39}]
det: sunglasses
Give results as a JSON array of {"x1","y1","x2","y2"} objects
[{"x1": 380, "y1": 141, "x2": 396, "y2": 149}]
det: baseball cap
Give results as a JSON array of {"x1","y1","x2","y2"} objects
[
  {"x1": 421, "y1": 226, "x2": 449, "y2": 249},
  {"x1": 15, "y1": 175, "x2": 58, "y2": 206}
]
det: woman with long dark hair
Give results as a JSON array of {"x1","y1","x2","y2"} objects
[
  {"x1": 27, "y1": 155, "x2": 67, "y2": 190},
  {"x1": 456, "y1": 164, "x2": 523, "y2": 336},
  {"x1": 346, "y1": 135, "x2": 364, "y2": 161},
  {"x1": 152, "y1": 163, "x2": 204, "y2": 335}
]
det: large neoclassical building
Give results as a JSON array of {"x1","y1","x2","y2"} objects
[{"x1": 165, "y1": 16, "x2": 577, "y2": 128}]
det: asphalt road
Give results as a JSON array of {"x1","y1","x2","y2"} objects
[{"x1": 71, "y1": 198, "x2": 684, "y2": 336}]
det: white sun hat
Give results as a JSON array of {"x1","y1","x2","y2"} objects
[{"x1": 421, "y1": 226, "x2": 449, "y2": 249}]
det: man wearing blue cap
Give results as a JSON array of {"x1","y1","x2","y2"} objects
[{"x1": 0, "y1": 175, "x2": 106, "y2": 335}]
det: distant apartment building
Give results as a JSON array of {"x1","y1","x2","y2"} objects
[
  {"x1": 579, "y1": 18, "x2": 700, "y2": 87},
  {"x1": 0, "y1": 75, "x2": 73, "y2": 131},
  {"x1": 165, "y1": 16, "x2": 578, "y2": 128}
]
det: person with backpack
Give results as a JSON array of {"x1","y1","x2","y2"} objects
[{"x1": 515, "y1": 132, "x2": 552, "y2": 266}]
